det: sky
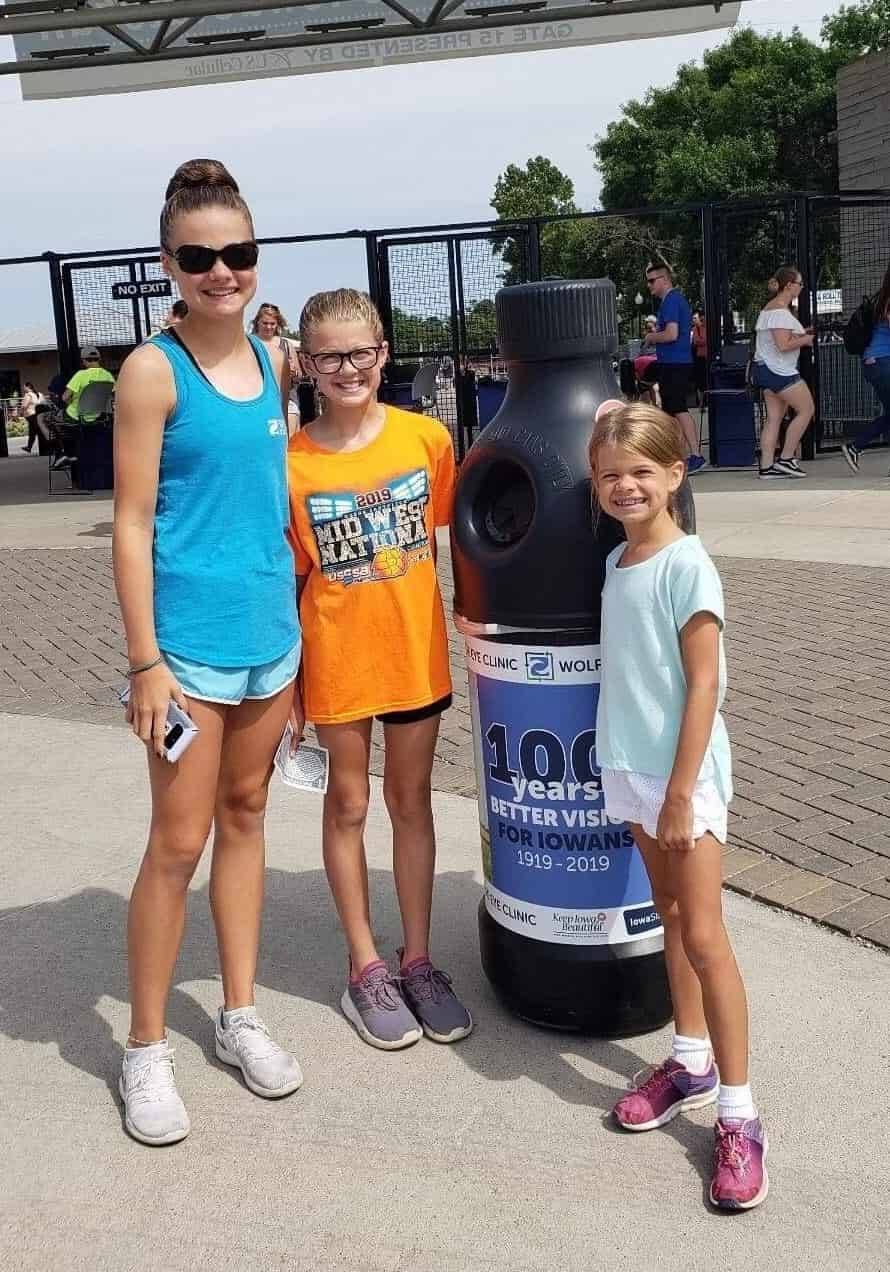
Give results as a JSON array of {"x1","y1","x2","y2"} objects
[{"x1": 0, "y1": 0, "x2": 850, "y2": 331}]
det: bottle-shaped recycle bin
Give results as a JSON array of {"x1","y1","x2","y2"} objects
[{"x1": 451, "y1": 278, "x2": 693, "y2": 1035}]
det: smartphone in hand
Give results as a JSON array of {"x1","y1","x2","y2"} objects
[{"x1": 119, "y1": 685, "x2": 198, "y2": 763}]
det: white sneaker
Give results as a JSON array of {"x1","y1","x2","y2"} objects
[
  {"x1": 215, "y1": 1007, "x2": 303, "y2": 1098},
  {"x1": 119, "y1": 1040, "x2": 190, "y2": 1145}
]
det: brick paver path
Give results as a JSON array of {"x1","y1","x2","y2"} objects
[{"x1": 3, "y1": 547, "x2": 890, "y2": 952}]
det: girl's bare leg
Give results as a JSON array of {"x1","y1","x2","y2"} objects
[
  {"x1": 630, "y1": 823, "x2": 707, "y2": 1041},
  {"x1": 211, "y1": 684, "x2": 293, "y2": 1009},
  {"x1": 759, "y1": 390, "x2": 784, "y2": 469},
  {"x1": 382, "y1": 714, "x2": 441, "y2": 965},
  {"x1": 670, "y1": 832, "x2": 749, "y2": 1086},
  {"x1": 778, "y1": 381, "x2": 815, "y2": 459},
  {"x1": 315, "y1": 719, "x2": 377, "y2": 974},
  {"x1": 127, "y1": 698, "x2": 227, "y2": 1042}
]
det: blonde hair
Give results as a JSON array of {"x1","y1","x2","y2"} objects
[
  {"x1": 299, "y1": 288, "x2": 384, "y2": 348},
  {"x1": 589, "y1": 402, "x2": 686, "y2": 524},
  {"x1": 251, "y1": 302, "x2": 288, "y2": 335}
]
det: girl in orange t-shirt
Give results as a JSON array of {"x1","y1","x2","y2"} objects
[{"x1": 287, "y1": 288, "x2": 473, "y2": 1052}]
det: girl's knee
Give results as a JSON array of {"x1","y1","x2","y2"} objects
[
  {"x1": 382, "y1": 776, "x2": 432, "y2": 824},
  {"x1": 216, "y1": 779, "x2": 269, "y2": 836},
  {"x1": 653, "y1": 891, "x2": 680, "y2": 924},
  {"x1": 145, "y1": 825, "x2": 209, "y2": 881},
  {"x1": 681, "y1": 919, "x2": 731, "y2": 971},
  {"x1": 325, "y1": 783, "x2": 370, "y2": 832}
]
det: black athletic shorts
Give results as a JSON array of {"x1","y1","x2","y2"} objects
[
  {"x1": 657, "y1": 363, "x2": 693, "y2": 415},
  {"x1": 376, "y1": 694, "x2": 452, "y2": 725}
]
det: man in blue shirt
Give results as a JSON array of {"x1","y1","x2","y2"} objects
[{"x1": 644, "y1": 264, "x2": 706, "y2": 473}]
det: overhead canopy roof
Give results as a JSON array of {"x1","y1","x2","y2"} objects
[{"x1": 1, "y1": 0, "x2": 746, "y2": 98}]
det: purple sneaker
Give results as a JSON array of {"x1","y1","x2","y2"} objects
[
  {"x1": 613, "y1": 1058, "x2": 718, "y2": 1131},
  {"x1": 398, "y1": 953, "x2": 473, "y2": 1043},
  {"x1": 341, "y1": 960, "x2": 422, "y2": 1051},
  {"x1": 710, "y1": 1117, "x2": 769, "y2": 1210}
]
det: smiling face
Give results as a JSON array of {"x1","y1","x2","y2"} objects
[
  {"x1": 594, "y1": 441, "x2": 684, "y2": 528},
  {"x1": 161, "y1": 206, "x2": 257, "y2": 322},
  {"x1": 302, "y1": 319, "x2": 388, "y2": 412}
]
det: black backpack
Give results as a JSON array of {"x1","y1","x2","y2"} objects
[{"x1": 843, "y1": 294, "x2": 876, "y2": 356}]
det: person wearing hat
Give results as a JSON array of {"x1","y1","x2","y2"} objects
[{"x1": 53, "y1": 347, "x2": 116, "y2": 470}]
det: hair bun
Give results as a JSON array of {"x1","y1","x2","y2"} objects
[
  {"x1": 767, "y1": 277, "x2": 780, "y2": 294},
  {"x1": 165, "y1": 159, "x2": 239, "y2": 202}
]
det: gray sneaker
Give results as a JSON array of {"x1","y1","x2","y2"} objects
[
  {"x1": 398, "y1": 954, "x2": 474, "y2": 1044},
  {"x1": 215, "y1": 1007, "x2": 303, "y2": 1098},
  {"x1": 340, "y1": 961, "x2": 423, "y2": 1050},
  {"x1": 119, "y1": 1040, "x2": 190, "y2": 1146}
]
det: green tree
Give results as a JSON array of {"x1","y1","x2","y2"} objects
[
  {"x1": 594, "y1": 28, "x2": 839, "y2": 208},
  {"x1": 491, "y1": 156, "x2": 580, "y2": 284},
  {"x1": 823, "y1": 0, "x2": 890, "y2": 60},
  {"x1": 490, "y1": 158, "x2": 698, "y2": 331}
]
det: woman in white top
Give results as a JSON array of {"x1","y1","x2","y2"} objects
[{"x1": 751, "y1": 266, "x2": 815, "y2": 479}]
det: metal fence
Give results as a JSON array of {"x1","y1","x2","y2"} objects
[{"x1": 4, "y1": 191, "x2": 890, "y2": 462}]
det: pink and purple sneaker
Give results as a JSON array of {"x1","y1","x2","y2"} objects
[
  {"x1": 710, "y1": 1117, "x2": 769, "y2": 1211},
  {"x1": 613, "y1": 1058, "x2": 718, "y2": 1131}
]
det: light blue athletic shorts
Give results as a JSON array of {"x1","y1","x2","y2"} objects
[{"x1": 161, "y1": 641, "x2": 301, "y2": 706}]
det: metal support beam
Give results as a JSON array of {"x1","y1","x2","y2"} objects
[
  {"x1": 0, "y1": 0, "x2": 743, "y2": 38},
  {"x1": 2, "y1": 0, "x2": 747, "y2": 74},
  {"x1": 100, "y1": 23, "x2": 148, "y2": 53}
]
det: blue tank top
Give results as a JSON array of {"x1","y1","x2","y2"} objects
[{"x1": 151, "y1": 330, "x2": 299, "y2": 667}]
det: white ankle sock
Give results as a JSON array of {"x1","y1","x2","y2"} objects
[
  {"x1": 718, "y1": 1082, "x2": 757, "y2": 1122},
  {"x1": 671, "y1": 1033, "x2": 712, "y2": 1074}
]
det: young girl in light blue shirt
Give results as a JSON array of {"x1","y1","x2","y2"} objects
[{"x1": 589, "y1": 401, "x2": 768, "y2": 1212}]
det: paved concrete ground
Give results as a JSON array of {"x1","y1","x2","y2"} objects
[
  {"x1": 3, "y1": 445, "x2": 890, "y2": 948},
  {"x1": 2, "y1": 711, "x2": 888, "y2": 1271},
  {"x1": 2, "y1": 440, "x2": 890, "y2": 1266}
]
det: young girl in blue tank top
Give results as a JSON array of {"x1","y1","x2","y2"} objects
[
  {"x1": 113, "y1": 159, "x2": 302, "y2": 1147},
  {"x1": 589, "y1": 402, "x2": 768, "y2": 1212}
]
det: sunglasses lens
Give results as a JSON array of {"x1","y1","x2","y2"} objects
[
  {"x1": 221, "y1": 242, "x2": 259, "y2": 270},
  {"x1": 176, "y1": 245, "x2": 218, "y2": 274}
]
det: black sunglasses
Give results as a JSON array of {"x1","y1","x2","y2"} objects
[{"x1": 163, "y1": 241, "x2": 259, "y2": 274}]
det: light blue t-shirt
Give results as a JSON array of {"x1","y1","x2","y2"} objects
[{"x1": 596, "y1": 534, "x2": 732, "y2": 802}]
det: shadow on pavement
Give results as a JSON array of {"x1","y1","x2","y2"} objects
[{"x1": 0, "y1": 864, "x2": 712, "y2": 1182}]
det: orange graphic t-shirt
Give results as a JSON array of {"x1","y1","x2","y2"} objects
[{"x1": 287, "y1": 407, "x2": 456, "y2": 725}]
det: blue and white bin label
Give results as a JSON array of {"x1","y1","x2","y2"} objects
[{"x1": 465, "y1": 635, "x2": 662, "y2": 947}]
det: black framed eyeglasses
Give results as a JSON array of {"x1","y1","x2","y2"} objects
[
  {"x1": 304, "y1": 346, "x2": 383, "y2": 375},
  {"x1": 162, "y1": 241, "x2": 259, "y2": 274}
]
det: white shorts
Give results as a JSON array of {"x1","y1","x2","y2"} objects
[{"x1": 601, "y1": 768, "x2": 728, "y2": 844}]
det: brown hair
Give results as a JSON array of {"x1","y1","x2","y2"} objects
[
  {"x1": 299, "y1": 289, "x2": 384, "y2": 349},
  {"x1": 251, "y1": 303, "x2": 288, "y2": 335},
  {"x1": 767, "y1": 265, "x2": 802, "y2": 297},
  {"x1": 160, "y1": 159, "x2": 254, "y2": 248},
  {"x1": 171, "y1": 299, "x2": 188, "y2": 320},
  {"x1": 588, "y1": 402, "x2": 686, "y2": 524}
]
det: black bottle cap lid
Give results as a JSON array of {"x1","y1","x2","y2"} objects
[{"x1": 496, "y1": 279, "x2": 618, "y2": 363}]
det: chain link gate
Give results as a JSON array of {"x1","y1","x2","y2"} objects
[
  {"x1": 59, "y1": 255, "x2": 179, "y2": 372},
  {"x1": 376, "y1": 226, "x2": 534, "y2": 459},
  {"x1": 808, "y1": 195, "x2": 890, "y2": 450}
]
